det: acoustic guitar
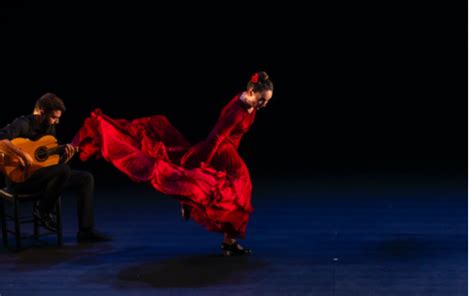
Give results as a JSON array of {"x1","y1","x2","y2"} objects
[{"x1": 0, "y1": 135, "x2": 78, "y2": 183}]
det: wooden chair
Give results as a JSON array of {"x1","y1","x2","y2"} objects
[{"x1": 0, "y1": 187, "x2": 63, "y2": 251}]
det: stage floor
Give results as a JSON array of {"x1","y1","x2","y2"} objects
[{"x1": 0, "y1": 175, "x2": 467, "y2": 295}]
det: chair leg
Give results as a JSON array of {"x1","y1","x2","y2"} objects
[
  {"x1": 14, "y1": 198, "x2": 21, "y2": 251},
  {"x1": 33, "y1": 202, "x2": 40, "y2": 240},
  {"x1": 0, "y1": 199, "x2": 7, "y2": 247},
  {"x1": 56, "y1": 198, "x2": 63, "y2": 246}
]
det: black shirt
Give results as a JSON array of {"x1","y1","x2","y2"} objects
[{"x1": 0, "y1": 114, "x2": 56, "y2": 141}]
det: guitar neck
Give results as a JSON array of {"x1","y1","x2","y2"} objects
[{"x1": 32, "y1": 144, "x2": 79, "y2": 161}]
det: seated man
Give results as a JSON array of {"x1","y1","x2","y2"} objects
[{"x1": 0, "y1": 93, "x2": 111, "y2": 243}]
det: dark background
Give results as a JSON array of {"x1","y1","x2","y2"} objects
[
  {"x1": 0, "y1": 1, "x2": 466, "y2": 185},
  {"x1": 0, "y1": 4, "x2": 467, "y2": 295}
]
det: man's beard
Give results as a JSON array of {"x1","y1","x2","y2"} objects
[{"x1": 39, "y1": 116, "x2": 52, "y2": 130}]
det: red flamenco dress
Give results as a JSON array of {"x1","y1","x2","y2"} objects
[{"x1": 72, "y1": 94, "x2": 255, "y2": 238}]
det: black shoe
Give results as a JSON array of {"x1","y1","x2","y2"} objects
[
  {"x1": 33, "y1": 208, "x2": 58, "y2": 232},
  {"x1": 221, "y1": 242, "x2": 252, "y2": 256},
  {"x1": 77, "y1": 229, "x2": 112, "y2": 243},
  {"x1": 181, "y1": 204, "x2": 191, "y2": 221}
]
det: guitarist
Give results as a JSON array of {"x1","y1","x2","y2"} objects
[{"x1": 0, "y1": 93, "x2": 110, "y2": 243}]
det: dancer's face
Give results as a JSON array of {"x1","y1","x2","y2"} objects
[
  {"x1": 255, "y1": 89, "x2": 273, "y2": 110},
  {"x1": 246, "y1": 88, "x2": 273, "y2": 110}
]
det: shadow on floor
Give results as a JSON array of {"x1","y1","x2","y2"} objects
[
  {"x1": 116, "y1": 254, "x2": 266, "y2": 288},
  {"x1": 3, "y1": 242, "x2": 114, "y2": 271}
]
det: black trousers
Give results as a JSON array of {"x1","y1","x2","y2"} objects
[{"x1": 7, "y1": 164, "x2": 94, "y2": 230}]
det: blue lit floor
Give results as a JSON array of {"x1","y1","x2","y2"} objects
[{"x1": 0, "y1": 175, "x2": 467, "y2": 295}]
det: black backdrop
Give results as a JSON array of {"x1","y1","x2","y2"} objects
[{"x1": 1, "y1": 1, "x2": 466, "y2": 184}]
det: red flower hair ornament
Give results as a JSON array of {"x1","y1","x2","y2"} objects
[{"x1": 251, "y1": 73, "x2": 259, "y2": 83}]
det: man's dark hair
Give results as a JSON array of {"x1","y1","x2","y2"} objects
[{"x1": 35, "y1": 93, "x2": 66, "y2": 113}]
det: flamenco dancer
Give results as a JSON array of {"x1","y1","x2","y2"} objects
[{"x1": 72, "y1": 71, "x2": 273, "y2": 255}]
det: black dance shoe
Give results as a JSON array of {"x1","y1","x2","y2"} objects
[{"x1": 221, "y1": 242, "x2": 252, "y2": 256}]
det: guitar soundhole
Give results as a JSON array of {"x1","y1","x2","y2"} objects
[{"x1": 35, "y1": 147, "x2": 48, "y2": 162}]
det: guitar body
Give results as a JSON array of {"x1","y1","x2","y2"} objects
[{"x1": 4, "y1": 135, "x2": 61, "y2": 183}]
